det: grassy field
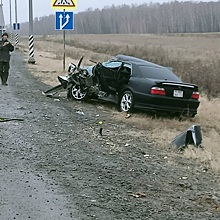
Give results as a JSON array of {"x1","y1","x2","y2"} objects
[
  {"x1": 47, "y1": 33, "x2": 220, "y2": 97},
  {"x1": 19, "y1": 34, "x2": 220, "y2": 171}
]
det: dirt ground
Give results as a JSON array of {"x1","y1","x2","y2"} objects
[
  {"x1": 21, "y1": 36, "x2": 220, "y2": 171},
  {"x1": 1, "y1": 48, "x2": 220, "y2": 219}
]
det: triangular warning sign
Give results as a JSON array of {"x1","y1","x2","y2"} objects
[{"x1": 53, "y1": 0, "x2": 75, "y2": 7}]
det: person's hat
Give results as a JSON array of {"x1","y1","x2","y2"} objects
[{"x1": 2, "y1": 32, "x2": 9, "y2": 37}]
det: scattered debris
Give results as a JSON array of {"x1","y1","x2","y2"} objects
[
  {"x1": 172, "y1": 125, "x2": 202, "y2": 149},
  {"x1": 54, "y1": 99, "x2": 60, "y2": 102},
  {"x1": 180, "y1": 176, "x2": 188, "y2": 180},
  {"x1": 0, "y1": 117, "x2": 24, "y2": 122},
  {"x1": 131, "y1": 192, "x2": 146, "y2": 198},
  {"x1": 125, "y1": 114, "x2": 132, "y2": 119},
  {"x1": 43, "y1": 85, "x2": 63, "y2": 97},
  {"x1": 99, "y1": 121, "x2": 103, "y2": 136},
  {"x1": 99, "y1": 128, "x2": 103, "y2": 136},
  {"x1": 76, "y1": 110, "x2": 85, "y2": 116}
]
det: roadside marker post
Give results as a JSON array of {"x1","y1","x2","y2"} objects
[
  {"x1": 14, "y1": 0, "x2": 19, "y2": 49},
  {"x1": 28, "y1": 0, "x2": 36, "y2": 64},
  {"x1": 52, "y1": 0, "x2": 76, "y2": 72},
  {"x1": 9, "y1": 32, "x2": 13, "y2": 43},
  {"x1": 13, "y1": 23, "x2": 20, "y2": 48}
]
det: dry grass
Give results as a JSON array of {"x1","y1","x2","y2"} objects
[
  {"x1": 19, "y1": 34, "x2": 220, "y2": 171},
  {"x1": 113, "y1": 95, "x2": 220, "y2": 170},
  {"x1": 31, "y1": 34, "x2": 220, "y2": 97}
]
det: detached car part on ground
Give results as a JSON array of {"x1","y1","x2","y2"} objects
[
  {"x1": 172, "y1": 125, "x2": 202, "y2": 150},
  {"x1": 43, "y1": 55, "x2": 200, "y2": 117}
]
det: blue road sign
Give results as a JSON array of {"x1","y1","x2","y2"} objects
[
  {"x1": 13, "y1": 23, "x2": 20, "y2": 30},
  {"x1": 55, "y1": 12, "x2": 74, "y2": 30}
]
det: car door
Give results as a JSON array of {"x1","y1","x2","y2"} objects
[
  {"x1": 101, "y1": 61, "x2": 123, "y2": 80},
  {"x1": 96, "y1": 61, "x2": 123, "y2": 91}
]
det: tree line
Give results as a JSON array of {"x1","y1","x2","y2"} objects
[{"x1": 17, "y1": 1, "x2": 220, "y2": 35}]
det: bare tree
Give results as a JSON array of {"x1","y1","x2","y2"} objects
[{"x1": 19, "y1": 1, "x2": 220, "y2": 35}]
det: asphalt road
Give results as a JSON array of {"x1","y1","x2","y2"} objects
[
  {"x1": 0, "y1": 52, "x2": 75, "y2": 220},
  {"x1": 1, "y1": 51, "x2": 220, "y2": 220}
]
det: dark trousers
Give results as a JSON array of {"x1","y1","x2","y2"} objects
[{"x1": 0, "y1": 62, "x2": 10, "y2": 84}]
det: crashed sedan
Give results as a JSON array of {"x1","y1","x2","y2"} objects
[
  {"x1": 44, "y1": 55, "x2": 200, "y2": 116},
  {"x1": 92, "y1": 55, "x2": 200, "y2": 116}
]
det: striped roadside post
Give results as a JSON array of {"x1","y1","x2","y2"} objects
[
  {"x1": 28, "y1": 0, "x2": 35, "y2": 64},
  {"x1": 28, "y1": 35, "x2": 35, "y2": 63},
  {"x1": 9, "y1": 32, "x2": 13, "y2": 44},
  {"x1": 15, "y1": 33, "x2": 19, "y2": 48},
  {"x1": 14, "y1": 0, "x2": 19, "y2": 49}
]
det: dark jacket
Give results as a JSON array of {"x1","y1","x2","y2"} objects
[{"x1": 0, "y1": 39, "x2": 14, "y2": 62}]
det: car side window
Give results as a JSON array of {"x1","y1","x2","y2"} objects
[{"x1": 119, "y1": 63, "x2": 132, "y2": 76}]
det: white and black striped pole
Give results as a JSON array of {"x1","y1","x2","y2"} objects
[
  {"x1": 15, "y1": 33, "x2": 19, "y2": 46},
  {"x1": 14, "y1": 0, "x2": 19, "y2": 48},
  {"x1": 28, "y1": 0, "x2": 35, "y2": 64},
  {"x1": 9, "y1": 0, "x2": 13, "y2": 43}
]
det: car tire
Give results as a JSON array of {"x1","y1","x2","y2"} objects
[
  {"x1": 119, "y1": 90, "x2": 134, "y2": 112},
  {"x1": 67, "y1": 83, "x2": 89, "y2": 101}
]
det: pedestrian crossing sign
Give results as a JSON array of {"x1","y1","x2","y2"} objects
[{"x1": 52, "y1": 0, "x2": 77, "y2": 10}]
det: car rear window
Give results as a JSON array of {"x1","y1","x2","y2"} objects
[{"x1": 138, "y1": 65, "x2": 181, "y2": 81}]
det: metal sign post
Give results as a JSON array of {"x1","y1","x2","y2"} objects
[
  {"x1": 53, "y1": 0, "x2": 76, "y2": 72},
  {"x1": 63, "y1": 9, "x2": 66, "y2": 72},
  {"x1": 14, "y1": 0, "x2": 19, "y2": 48},
  {"x1": 55, "y1": 11, "x2": 74, "y2": 71},
  {"x1": 9, "y1": 0, "x2": 13, "y2": 43},
  {"x1": 28, "y1": 0, "x2": 36, "y2": 64}
]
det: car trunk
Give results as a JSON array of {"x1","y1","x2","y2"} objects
[{"x1": 155, "y1": 81, "x2": 199, "y2": 100}]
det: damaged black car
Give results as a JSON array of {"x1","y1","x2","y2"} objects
[{"x1": 44, "y1": 55, "x2": 200, "y2": 116}]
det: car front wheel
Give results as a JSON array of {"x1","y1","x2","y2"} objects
[
  {"x1": 68, "y1": 84, "x2": 88, "y2": 101},
  {"x1": 119, "y1": 90, "x2": 134, "y2": 112}
]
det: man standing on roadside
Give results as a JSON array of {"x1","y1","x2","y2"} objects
[{"x1": 0, "y1": 32, "x2": 14, "y2": 86}]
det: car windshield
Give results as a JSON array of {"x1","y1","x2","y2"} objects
[{"x1": 138, "y1": 65, "x2": 181, "y2": 81}]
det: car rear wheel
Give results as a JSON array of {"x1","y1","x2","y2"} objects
[
  {"x1": 68, "y1": 83, "x2": 88, "y2": 101},
  {"x1": 119, "y1": 90, "x2": 134, "y2": 112}
]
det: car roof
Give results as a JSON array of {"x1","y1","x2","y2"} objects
[{"x1": 115, "y1": 54, "x2": 165, "y2": 69}]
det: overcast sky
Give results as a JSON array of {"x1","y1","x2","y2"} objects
[{"x1": 2, "y1": 0, "x2": 218, "y2": 25}]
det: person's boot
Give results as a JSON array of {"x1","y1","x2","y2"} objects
[
  {"x1": 2, "y1": 72, "x2": 9, "y2": 86},
  {"x1": 0, "y1": 74, "x2": 3, "y2": 85}
]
